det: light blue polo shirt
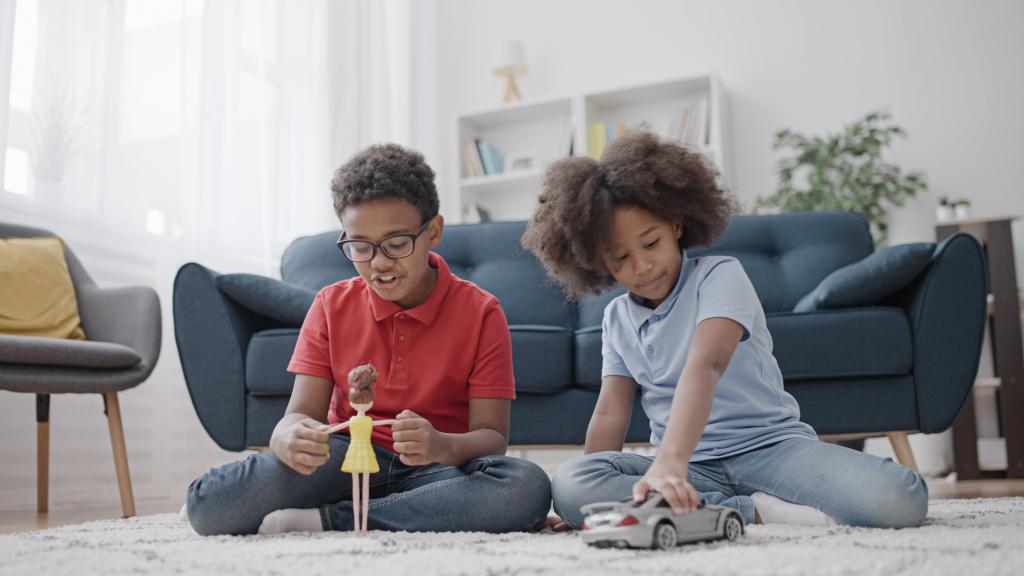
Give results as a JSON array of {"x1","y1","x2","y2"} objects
[{"x1": 601, "y1": 252, "x2": 817, "y2": 461}]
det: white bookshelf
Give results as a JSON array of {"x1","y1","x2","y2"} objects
[{"x1": 454, "y1": 75, "x2": 729, "y2": 222}]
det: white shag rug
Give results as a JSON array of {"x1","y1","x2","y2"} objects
[{"x1": 1, "y1": 498, "x2": 1021, "y2": 576}]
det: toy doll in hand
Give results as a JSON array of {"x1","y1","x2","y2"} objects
[{"x1": 324, "y1": 363, "x2": 395, "y2": 534}]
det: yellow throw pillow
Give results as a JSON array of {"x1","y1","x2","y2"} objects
[{"x1": 0, "y1": 236, "x2": 86, "y2": 340}]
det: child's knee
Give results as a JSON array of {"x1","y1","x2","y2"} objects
[
  {"x1": 550, "y1": 452, "x2": 614, "y2": 526},
  {"x1": 846, "y1": 466, "x2": 929, "y2": 529},
  {"x1": 510, "y1": 458, "x2": 553, "y2": 519},
  {"x1": 185, "y1": 475, "x2": 243, "y2": 536}
]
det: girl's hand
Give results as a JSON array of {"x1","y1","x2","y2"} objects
[
  {"x1": 632, "y1": 457, "x2": 699, "y2": 516},
  {"x1": 392, "y1": 410, "x2": 450, "y2": 466},
  {"x1": 270, "y1": 417, "x2": 330, "y2": 475}
]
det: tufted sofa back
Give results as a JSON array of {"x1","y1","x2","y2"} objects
[{"x1": 279, "y1": 212, "x2": 873, "y2": 393}]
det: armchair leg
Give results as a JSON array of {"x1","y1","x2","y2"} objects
[
  {"x1": 37, "y1": 394, "x2": 50, "y2": 514},
  {"x1": 887, "y1": 432, "x2": 919, "y2": 471},
  {"x1": 103, "y1": 392, "x2": 136, "y2": 518}
]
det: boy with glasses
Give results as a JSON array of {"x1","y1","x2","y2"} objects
[{"x1": 186, "y1": 144, "x2": 551, "y2": 536}]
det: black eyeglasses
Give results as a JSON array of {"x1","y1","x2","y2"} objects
[{"x1": 337, "y1": 220, "x2": 432, "y2": 263}]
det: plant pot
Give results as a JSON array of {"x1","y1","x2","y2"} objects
[
  {"x1": 34, "y1": 180, "x2": 64, "y2": 204},
  {"x1": 954, "y1": 204, "x2": 971, "y2": 221},
  {"x1": 935, "y1": 205, "x2": 954, "y2": 223}
]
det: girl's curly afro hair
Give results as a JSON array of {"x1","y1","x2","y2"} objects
[
  {"x1": 331, "y1": 143, "x2": 439, "y2": 222},
  {"x1": 522, "y1": 130, "x2": 737, "y2": 299}
]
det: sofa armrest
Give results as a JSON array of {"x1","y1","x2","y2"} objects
[
  {"x1": 173, "y1": 262, "x2": 275, "y2": 451},
  {"x1": 894, "y1": 233, "x2": 987, "y2": 433},
  {"x1": 77, "y1": 285, "x2": 161, "y2": 373}
]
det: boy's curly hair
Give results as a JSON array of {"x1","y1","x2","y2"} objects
[
  {"x1": 331, "y1": 143, "x2": 439, "y2": 222},
  {"x1": 522, "y1": 130, "x2": 737, "y2": 299}
]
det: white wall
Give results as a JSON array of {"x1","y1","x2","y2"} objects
[
  {"x1": 431, "y1": 0, "x2": 1024, "y2": 475},
  {"x1": 433, "y1": 0, "x2": 1024, "y2": 272}
]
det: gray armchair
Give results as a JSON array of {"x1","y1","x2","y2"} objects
[{"x1": 0, "y1": 222, "x2": 161, "y2": 517}]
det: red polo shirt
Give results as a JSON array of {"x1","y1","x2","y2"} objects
[{"x1": 287, "y1": 252, "x2": 515, "y2": 452}]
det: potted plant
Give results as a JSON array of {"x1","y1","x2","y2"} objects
[
  {"x1": 755, "y1": 110, "x2": 927, "y2": 246},
  {"x1": 936, "y1": 196, "x2": 954, "y2": 223},
  {"x1": 953, "y1": 198, "x2": 972, "y2": 221},
  {"x1": 31, "y1": 89, "x2": 88, "y2": 203}
]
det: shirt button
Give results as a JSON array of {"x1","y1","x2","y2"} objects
[
  {"x1": 397, "y1": 314, "x2": 405, "y2": 320},
  {"x1": 646, "y1": 345, "x2": 654, "y2": 355},
  {"x1": 398, "y1": 335, "x2": 405, "y2": 342},
  {"x1": 397, "y1": 357, "x2": 404, "y2": 363}
]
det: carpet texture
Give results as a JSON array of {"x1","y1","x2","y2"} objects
[{"x1": 1, "y1": 498, "x2": 1021, "y2": 575}]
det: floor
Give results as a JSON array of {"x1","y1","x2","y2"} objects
[{"x1": 2, "y1": 478, "x2": 1023, "y2": 534}]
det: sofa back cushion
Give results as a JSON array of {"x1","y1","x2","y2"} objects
[{"x1": 689, "y1": 212, "x2": 873, "y2": 313}]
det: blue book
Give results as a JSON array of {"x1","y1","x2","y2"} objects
[{"x1": 475, "y1": 139, "x2": 494, "y2": 175}]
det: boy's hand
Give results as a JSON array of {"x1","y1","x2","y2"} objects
[
  {"x1": 270, "y1": 417, "x2": 330, "y2": 475},
  {"x1": 632, "y1": 457, "x2": 699, "y2": 516},
  {"x1": 392, "y1": 410, "x2": 450, "y2": 466}
]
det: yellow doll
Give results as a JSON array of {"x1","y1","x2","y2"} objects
[{"x1": 325, "y1": 363, "x2": 394, "y2": 534}]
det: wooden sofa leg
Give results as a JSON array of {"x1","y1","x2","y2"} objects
[
  {"x1": 104, "y1": 392, "x2": 136, "y2": 518},
  {"x1": 887, "y1": 432, "x2": 919, "y2": 471},
  {"x1": 37, "y1": 394, "x2": 50, "y2": 514}
]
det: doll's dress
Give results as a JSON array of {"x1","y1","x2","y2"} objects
[{"x1": 341, "y1": 415, "x2": 379, "y2": 473}]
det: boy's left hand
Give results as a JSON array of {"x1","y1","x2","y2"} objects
[{"x1": 392, "y1": 410, "x2": 449, "y2": 466}]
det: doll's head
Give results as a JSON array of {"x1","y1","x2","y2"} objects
[{"x1": 348, "y1": 363, "x2": 378, "y2": 412}]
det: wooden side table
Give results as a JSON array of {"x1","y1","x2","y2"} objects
[{"x1": 936, "y1": 216, "x2": 1024, "y2": 479}]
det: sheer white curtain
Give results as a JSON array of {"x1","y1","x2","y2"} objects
[{"x1": 0, "y1": 0, "x2": 429, "y2": 510}]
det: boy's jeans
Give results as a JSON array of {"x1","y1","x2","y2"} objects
[
  {"x1": 187, "y1": 433, "x2": 551, "y2": 535},
  {"x1": 552, "y1": 437, "x2": 928, "y2": 529}
]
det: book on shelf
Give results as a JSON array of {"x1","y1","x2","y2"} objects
[
  {"x1": 462, "y1": 141, "x2": 484, "y2": 178},
  {"x1": 588, "y1": 122, "x2": 606, "y2": 159},
  {"x1": 474, "y1": 138, "x2": 504, "y2": 176},
  {"x1": 667, "y1": 95, "x2": 709, "y2": 147},
  {"x1": 587, "y1": 121, "x2": 627, "y2": 159},
  {"x1": 463, "y1": 139, "x2": 505, "y2": 178}
]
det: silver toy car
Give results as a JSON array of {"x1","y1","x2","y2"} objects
[{"x1": 580, "y1": 494, "x2": 745, "y2": 549}]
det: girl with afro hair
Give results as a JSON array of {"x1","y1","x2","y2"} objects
[{"x1": 523, "y1": 131, "x2": 928, "y2": 530}]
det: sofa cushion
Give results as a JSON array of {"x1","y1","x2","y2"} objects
[
  {"x1": 690, "y1": 212, "x2": 874, "y2": 313},
  {"x1": 0, "y1": 236, "x2": 86, "y2": 340},
  {"x1": 246, "y1": 328, "x2": 300, "y2": 396},
  {"x1": 216, "y1": 274, "x2": 316, "y2": 327},
  {"x1": 510, "y1": 325, "x2": 573, "y2": 394},
  {"x1": 0, "y1": 333, "x2": 141, "y2": 368},
  {"x1": 793, "y1": 242, "x2": 936, "y2": 312},
  {"x1": 768, "y1": 307, "x2": 912, "y2": 380},
  {"x1": 574, "y1": 326, "x2": 603, "y2": 391}
]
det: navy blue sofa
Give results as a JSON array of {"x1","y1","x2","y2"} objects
[{"x1": 173, "y1": 212, "x2": 987, "y2": 451}]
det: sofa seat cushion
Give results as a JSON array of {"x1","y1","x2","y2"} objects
[
  {"x1": 768, "y1": 307, "x2": 912, "y2": 381},
  {"x1": 510, "y1": 325, "x2": 573, "y2": 394},
  {"x1": 246, "y1": 328, "x2": 300, "y2": 396}
]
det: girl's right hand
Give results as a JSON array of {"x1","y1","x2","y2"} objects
[
  {"x1": 632, "y1": 457, "x2": 700, "y2": 517},
  {"x1": 270, "y1": 418, "x2": 330, "y2": 475}
]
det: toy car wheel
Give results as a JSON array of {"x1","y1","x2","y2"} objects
[
  {"x1": 724, "y1": 515, "x2": 742, "y2": 541},
  {"x1": 652, "y1": 521, "x2": 677, "y2": 550}
]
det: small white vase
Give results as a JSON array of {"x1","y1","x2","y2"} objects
[
  {"x1": 935, "y1": 205, "x2": 954, "y2": 223},
  {"x1": 954, "y1": 204, "x2": 971, "y2": 221}
]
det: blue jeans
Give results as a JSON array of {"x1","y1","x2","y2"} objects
[
  {"x1": 552, "y1": 437, "x2": 928, "y2": 529},
  {"x1": 187, "y1": 433, "x2": 552, "y2": 536}
]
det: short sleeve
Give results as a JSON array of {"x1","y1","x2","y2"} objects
[
  {"x1": 287, "y1": 291, "x2": 334, "y2": 379},
  {"x1": 695, "y1": 259, "x2": 758, "y2": 341},
  {"x1": 601, "y1": 304, "x2": 632, "y2": 379},
  {"x1": 466, "y1": 300, "x2": 516, "y2": 399}
]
